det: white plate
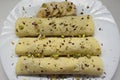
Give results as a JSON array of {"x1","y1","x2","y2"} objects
[{"x1": 0, "y1": 0, "x2": 120, "y2": 80}]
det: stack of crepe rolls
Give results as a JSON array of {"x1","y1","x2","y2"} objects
[{"x1": 15, "y1": 1, "x2": 103, "y2": 77}]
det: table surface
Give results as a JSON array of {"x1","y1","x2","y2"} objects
[{"x1": 0, "y1": 0, "x2": 120, "y2": 80}]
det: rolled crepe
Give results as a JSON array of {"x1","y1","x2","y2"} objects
[
  {"x1": 15, "y1": 37, "x2": 101, "y2": 57},
  {"x1": 16, "y1": 56, "x2": 103, "y2": 76},
  {"x1": 37, "y1": 1, "x2": 76, "y2": 18},
  {"x1": 15, "y1": 15, "x2": 94, "y2": 37}
]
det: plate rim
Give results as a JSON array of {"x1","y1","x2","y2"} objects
[{"x1": 0, "y1": 0, "x2": 120, "y2": 80}]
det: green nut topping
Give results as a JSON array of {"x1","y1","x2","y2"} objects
[
  {"x1": 36, "y1": 20, "x2": 42, "y2": 24},
  {"x1": 86, "y1": 55, "x2": 91, "y2": 59},
  {"x1": 73, "y1": 54, "x2": 80, "y2": 58},
  {"x1": 51, "y1": 53, "x2": 59, "y2": 59},
  {"x1": 61, "y1": 35, "x2": 65, "y2": 38},
  {"x1": 42, "y1": 3, "x2": 47, "y2": 8},
  {"x1": 27, "y1": 53, "x2": 32, "y2": 58},
  {"x1": 35, "y1": 53, "x2": 41, "y2": 57},
  {"x1": 67, "y1": 54, "x2": 70, "y2": 57},
  {"x1": 42, "y1": 35, "x2": 46, "y2": 39},
  {"x1": 67, "y1": 6, "x2": 72, "y2": 12},
  {"x1": 19, "y1": 25, "x2": 24, "y2": 30},
  {"x1": 37, "y1": 29, "x2": 40, "y2": 33},
  {"x1": 82, "y1": 34, "x2": 85, "y2": 37},
  {"x1": 78, "y1": 35, "x2": 81, "y2": 38}
]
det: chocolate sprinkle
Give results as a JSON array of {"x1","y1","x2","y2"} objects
[
  {"x1": 64, "y1": 24, "x2": 68, "y2": 26},
  {"x1": 86, "y1": 6, "x2": 89, "y2": 9},
  {"x1": 48, "y1": 40, "x2": 51, "y2": 43},
  {"x1": 33, "y1": 71, "x2": 35, "y2": 73},
  {"x1": 22, "y1": 21, "x2": 25, "y2": 25},
  {"x1": 49, "y1": 23, "x2": 52, "y2": 25},
  {"x1": 101, "y1": 43, "x2": 103, "y2": 46},
  {"x1": 39, "y1": 63, "x2": 40, "y2": 65},
  {"x1": 87, "y1": 15, "x2": 90, "y2": 19},
  {"x1": 81, "y1": 17, "x2": 84, "y2": 20},
  {"x1": 66, "y1": 28, "x2": 68, "y2": 31},
  {"x1": 25, "y1": 66, "x2": 28, "y2": 69},
  {"x1": 97, "y1": 68, "x2": 101, "y2": 71},
  {"x1": 86, "y1": 38, "x2": 88, "y2": 40},
  {"x1": 18, "y1": 42, "x2": 21, "y2": 44},
  {"x1": 41, "y1": 70, "x2": 44, "y2": 72},
  {"x1": 29, "y1": 5, "x2": 31, "y2": 7},
  {"x1": 54, "y1": 64, "x2": 57, "y2": 67},
  {"x1": 72, "y1": 25, "x2": 75, "y2": 28},
  {"x1": 16, "y1": 29, "x2": 18, "y2": 32},
  {"x1": 81, "y1": 45, "x2": 85, "y2": 48},
  {"x1": 72, "y1": 43, "x2": 74, "y2": 45},
  {"x1": 60, "y1": 23, "x2": 63, "y2": 25},
  {"x1": 80, "y1": 12, "x2": 84, "y2": 15},
  {"x1": 82, "y1": 9, "x2": 84, "y2": 11},
  {"x1": 60, "y1": 68, "x2": 63, "y2": 69},
  {"x1": 84, "y1": 64, "x2": 89, "y2": 67},
  {"x1": 99, "y1": 28, "x2": 102, "y2": 31},
  {"x1": 50, "y1": 29, "x2": 53, "y2": 31},
  {"x1": 61, "y1": 43, "x2": 64, "y2": 45},
  {"x1": 93, "y1": 65, "x2": 95, "y2": 67},
  {"x1": 24, "y1": 58, "x2": 26, "y2": 60},
  {"x1": 86, "y1": 24, "x2": 88, "y2": 26},
  {"x1": 12, "y1": 63, "x2": 14, "y2": 66},
  {"x1": 32, "y1": 22, "x2": 38, "y2": 26}
]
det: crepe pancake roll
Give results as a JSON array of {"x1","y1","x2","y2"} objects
[
  {"x1": 36, "y1": 1, "x2": 76, "y2": 18},
  {"x1": 16, "y1": 56, "x2": 103, "y2": 76},
  {"x1": 15, "y1": 37, "x2": 101, "y2": 57},
  {"x1": 15, "y1": 15, "x2": 94, "y2": 37}
]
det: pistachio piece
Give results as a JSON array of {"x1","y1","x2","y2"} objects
[
  {"x1": 35, "y1": 53, "x2": 41, "y2": 57},
  {"x1": 42, "y1": 35, "x2": 46, "y2": 39},
  {"x1": 86, "y1": 55, "x2": 91, "y2": 59},
  {"x1": 78, "y1": 35, "x2": 81, "y2": 38},
  {"x1": 27, "y1": 53, "x2": 32, "y2": 58},
  {"x1": 73, "y1": 54, "x2": 80, "y2": 58},
  {"x1": 67, "y1": 54, "x2": 70, "y2": 57},
  {"x1": 19, "y1": 25, "x2": 24, "y2": 30},
  {"x1": 42, "y1": 3, "x2": 47, "y2": 8},
  {"x1": 61, "y1": 35, "x2": 65, "y2": 38},
  {"x1": 51, "y1": 53, "x2": 59, "y2": 59},
  {"x1": 36, "y1": 20, "x2": 42, "y2": 24},
  {"x1": 82, "y1": 34, "x2": 85, "y2": 37},
  {"x1": 67, "y1": 6, "x2": 72, "y2": 12}
]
